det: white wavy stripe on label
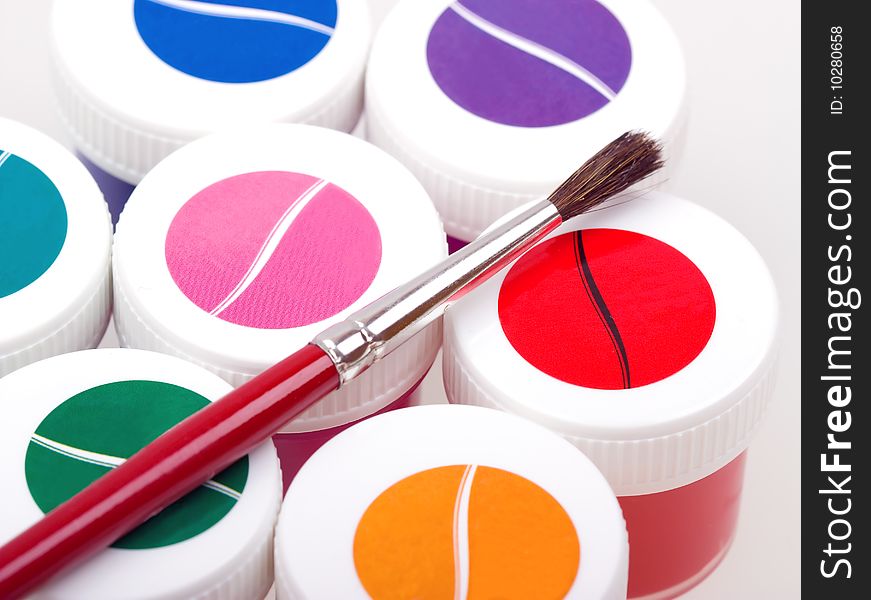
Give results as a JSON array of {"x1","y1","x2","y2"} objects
[
  {"x1": 0, "y1": 151, "x2": 11, "y2": 170},
  {"x1": 450, "y1": 1, "x2": 617, "y2": 100},
  {"x1": 209, "y1": 178, "x2": 329, "y2": 318},
  {"x1": 144, "y1": 0, "x2": 336, "y2": 36},
  {"x1": 452, "y1": 464, "x2": 476, "y2": 600},
  {"x1": 30, "y1": 433, "x2": 242, "y2": 500}
]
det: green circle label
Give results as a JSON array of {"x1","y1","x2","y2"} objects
[
  {"x1": 0, "y1": 149, "x2": 68, "y2": 298},
  {"x1": 24, "y1": 380, "x2": 249, "y2": 549}
]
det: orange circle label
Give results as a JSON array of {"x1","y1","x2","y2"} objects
[{"x1": 354, "y1": 465, "x2": 580, "y2": 599}]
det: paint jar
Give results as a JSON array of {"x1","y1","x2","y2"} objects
[
  {"x1": 0, "y1": 118, "x2": 111, "y2": 377},
  {"x1": 275, "y1": 404, "x2": 629, "y2": 599},
  {"x1": 50, "y1": 0, "x2": 372, "y2": 224},
  {"x1": 113, "y1": 124, "x2": 447, "y2": 489},
  {"x1": 366, "y1": 0, "x2": 686, "y2": 251},
  {"x1": 443, "y1": 193, "x2": 780, "y2": 599},
  {"x1": 0, "y1": 348, "x2": 281, "y2": 600}
]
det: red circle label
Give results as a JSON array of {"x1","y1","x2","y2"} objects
[{"x1": 498, "y1": 229, "x2": 716, "y2": 390}]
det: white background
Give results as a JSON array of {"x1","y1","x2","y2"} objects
[{"x1": 0, "y1": 1, "x2": 800, "y2": 598}]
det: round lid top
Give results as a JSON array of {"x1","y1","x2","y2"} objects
[
  {"x1": 113, "y1": 124, "x2": 446, "y2": 429},
  {"x1": 365, "y1": 0, "x2": 686, "y2": 240},
  {"x1": 276, "y1": 404, "x2": 628, "y2": 600},
  {"x1": 51, "y1": 0, "x2": 371, "y2": 182},
  {"x1": 0, "y1": 349, "x2": 281, "y2": 600},
  {"x1": 0, "y1": 118, "x2": 111, "y2": 366},
  {"x1": 443, "y1": 193, "x2": 780, "y2": 495}
]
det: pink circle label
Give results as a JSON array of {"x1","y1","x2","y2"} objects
[{"x1": 165, "y1": 171, "x2": 382, "y2": 329}]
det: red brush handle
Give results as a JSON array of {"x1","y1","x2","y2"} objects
[{"x1": 0, "y1": 344, "x2": 338, "y2": 599}]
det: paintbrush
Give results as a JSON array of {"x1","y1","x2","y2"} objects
[{"x1": 0, "y1": 131, "x2": 662, "y2": 598}]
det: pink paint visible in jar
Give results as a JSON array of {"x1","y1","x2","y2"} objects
[{"x1": 272, "y1": 380, "x2": 424, "y2": 491}]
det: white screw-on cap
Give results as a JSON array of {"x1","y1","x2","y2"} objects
[
  {"x1": 113, "y1": 124, "x2": 447, "y2": 432},
  {"x1": 366, "y1": 0, "x2": 687, "y2": 242},
  {"x1": 276, "y1": 405, "x2": 628, "y2": 599},
  {"x1": 51, "y1": 0, "x2": 372, "y2": 185},
  {"x1": 0, "y1": 118, "x2": 111, "y2": 377},
  {"x1": 0, "y1": 349, "x2": 281, "y2": 600},
  {"x1": 444, "y1": 193, "x2": 780, "y2": 496}
]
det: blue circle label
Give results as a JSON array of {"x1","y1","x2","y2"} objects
[
  {"x1": 134, "y1": 0, "x2": 338, "y2": 84},
  {"x1": 0, "y1": 150, "x2": 68, "y2": 299}
]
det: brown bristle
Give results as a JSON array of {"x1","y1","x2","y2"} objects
[{"x1": 548, "y1": 131, "x2": 663, "y2": 221}]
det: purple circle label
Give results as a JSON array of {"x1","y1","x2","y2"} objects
[
  {"x1": 427, "y1": 0, "x2": 632, "y2": 127},
  {"x1": 165, "y1": 171, "x2": 382, "y2": 329}
]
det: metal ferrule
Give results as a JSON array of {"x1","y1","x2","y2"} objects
[{"x1": 313, "y1": 199, "x2": 562, "y2": 387}]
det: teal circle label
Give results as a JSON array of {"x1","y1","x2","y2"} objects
[
  {"x1": 0, "y1": 149, "x2": 68, "y2": 299},
  {"x1": 24, "y1": 380, "x2": 249, "y2": 549}
]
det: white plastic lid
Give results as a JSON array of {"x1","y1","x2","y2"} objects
[
  {"x1": 113, "y1": 124, "x2": 447, "y2": 432},
  {"x1": 275, "y1": 404, "x2": 628, "y2": 599},
  {"x1": 366, "y1": 0, "x2": 687, "y2": 241},
  {"x1": 51, "y1": 0, "x2": 372, "y2": 185},
  {"x1": 0, "y1": 349, "x2": 281, "y2": 600},
  {"x1": 444, "y1": 193, "x2": 780, "y2": 495},
  {"x1": 0, "y1": 118, "x2": 112, "y2": 377}
]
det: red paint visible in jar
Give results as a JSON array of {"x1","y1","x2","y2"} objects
[
  {"x1": 499, "y1": 229, "x2": 716, "y2": 390},
  {"x1": 273, "y1": 381, "x2": 423, "y2": 492},
  {"x1": 619, "y1": 452, "x2": 747, "y2": 599}
]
